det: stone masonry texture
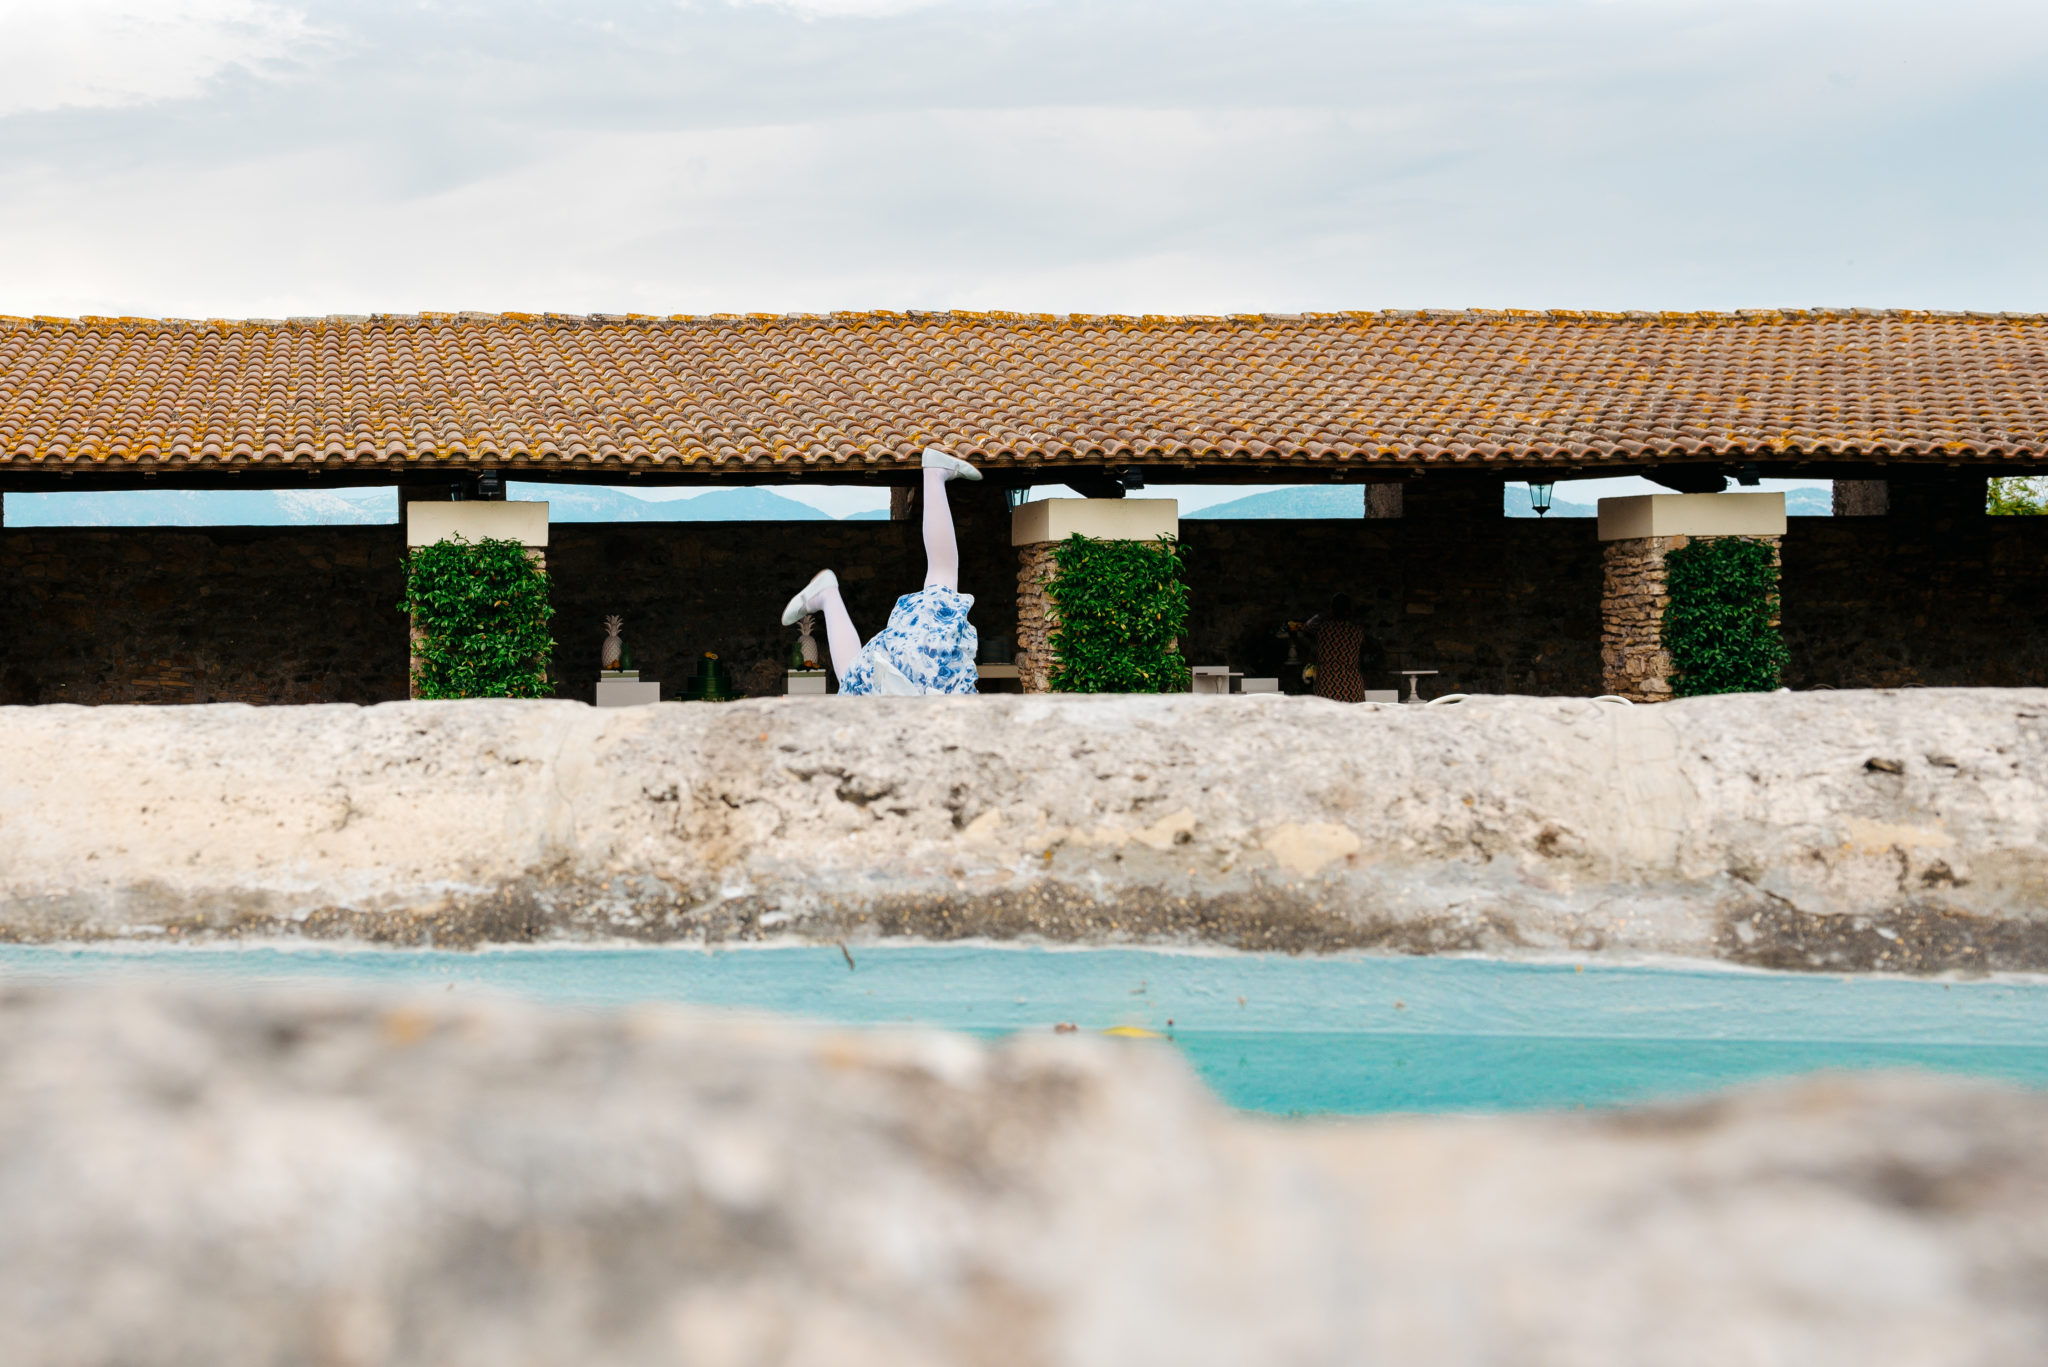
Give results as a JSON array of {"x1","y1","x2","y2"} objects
[
  {"x1": 1600, "y1": 533, "x2": 1783, "y2": 702},
  {"x1": 4, "y1": 981, "x2": 2047, "y2": 1367},
  {"x1": 7, "y1": 689, "x2": 2048, "y2": 974},
  {"x1": 0, "y1": 525, "x2": 411, "y2": 705},
  {"x1": 1601, "y1": 533, "x2": 1680, "y2": 700},
  {"x1": 1014, "y1": 540, "x2": 1059, "y2": 693}
]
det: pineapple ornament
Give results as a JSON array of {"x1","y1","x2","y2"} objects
[
  {"x1": 601, "y1": 615, "x2": 625, "y2": 672},
  {"x1": 796, "y1": 612, "x2": 821, "y2": 669}
]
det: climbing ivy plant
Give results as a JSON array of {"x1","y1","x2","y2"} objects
[
  {"x1": 399, "y1": 536, "x2": 555, "y2": 699},
  {"x1": 1663, "y1": 536, "x2": 1789, "y2": 697},
  {"x1": 1046, "y1": 534, "x2": 1192, "y2": 693}
]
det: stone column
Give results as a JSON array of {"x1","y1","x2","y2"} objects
[
  {"x1": 402, "y1": 499, "x2": 550, "y2": 698},
  {"x1": 1597, "y1": 492, "x2": 1787, "y2": 702},
  {"x1": 1011, "y1": 498, "x2": 1180, "y2": 693},
  {"x1": 1015, "y1": 541, "x2": 1061, "y2": 693}
]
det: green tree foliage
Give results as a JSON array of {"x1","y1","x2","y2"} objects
[
  {"x1": 1988, "y1": 476, "x2": 2048, "y2": 515},
  {"x1": 399, "y1": 536, "x2": 555, "y2": 699},
  {"x1": 1663, "y1": 537, "x2": 1789, "y2": 697},
  {"x1": 1046, "y1": 534, "x2": 1192, "y2": 693}
]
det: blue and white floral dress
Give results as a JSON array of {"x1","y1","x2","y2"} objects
[{"x1": 839, "y1": 586, "x2": 979, "y2": 696}]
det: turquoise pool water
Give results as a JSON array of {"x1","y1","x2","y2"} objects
[{"x1": 5, "y1": 944, "x2": 2046, "y2": 1116}]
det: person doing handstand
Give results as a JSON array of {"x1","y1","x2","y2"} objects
[{"x1": 780, "y1": 446, "x2": 982, "y2": 695}]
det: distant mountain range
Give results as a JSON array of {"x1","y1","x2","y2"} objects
[
  {"x1": 509, "y1": 484, "x2": 833, "y2": 522},
  {"x1": 3, "y1": 484, "x2": 845, "y2": 526},
  {"x1": 5, "y1": 481, "x2": 1834, "y2": 526},
  {"x1": 1190, "y1": 484, "x2": 1833, "y2": 519},
  {"x1": 3, "y1": 487, "x2": 399, "y2": 527}
]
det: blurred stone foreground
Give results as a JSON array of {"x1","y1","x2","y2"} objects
[{"x1": 3, "y1": 983, "x2": 2044, "y2": 1367}]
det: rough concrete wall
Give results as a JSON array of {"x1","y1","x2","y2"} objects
[
  {"x1": 5, "y1": 982, "x2": 2047, "y2": 1367},
  {"x1": 5, "y1": 690, "x2": 2048, "y2": 972},
  {"x1": 0, "y1": 527, "x2": 410, "y2": 705}
]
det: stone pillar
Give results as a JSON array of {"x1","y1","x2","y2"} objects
[
  {"x1": 1833, "y1": 480, "x2": 1889, "y2": 516},
  {"x1": 1596, "y1": 493, "x2": 1787, "y2": 702},
  {"x1": 1015, "y1": 541, "x2": 1061, "y2": 693},
  {"x1": 1600, "y1": 534, "x2": 1683, "y2": 701},
  {"x1": 1011, "y1": 498, "x2": 1180, "y2": 694},
  {"x1": 1365, "y1": 483, "x2": 1404, "y2": 519},
  {"x1": 402, "y1": 499, "x2": 550, "y2": 698}
]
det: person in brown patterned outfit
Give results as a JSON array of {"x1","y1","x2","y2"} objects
[{"x1": 1296, "y1": 594, "x2": 1366, "y2": 702}]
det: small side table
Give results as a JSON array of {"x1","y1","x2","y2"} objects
[
  {"x1": 786, "y1": 670, "x2": 829, "y2": 696},
  {"x1": 1395, "y1": 669, "x2": 1439, "y2": 704}
]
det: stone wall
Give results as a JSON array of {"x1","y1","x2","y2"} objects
[
  {"x1": 0, "y1": 526, "x2": 410, "y2": 705},
  {"x1": 6, "y1": 497, "x2": 2048, "y2": 704},
  {"x1": 1782, "y1": 513, "x2": 2048, "y2": 688},
  {"x1": 1833, "y1": 479, "x2": 1889, "y2": 516},
  {"x1": 1178, "y1": 514, "x2": 1606, "y2": 696}
]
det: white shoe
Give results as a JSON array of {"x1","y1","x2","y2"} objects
[
  {"x1": 922, "y1": 445, "x2": 982, "y2": 481},
  {"x1": 781, "y1": 569, "x2": 838, "y2": 626}
]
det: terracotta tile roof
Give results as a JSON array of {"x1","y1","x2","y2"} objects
[{"x1": 0, "y1": 309, "x2": 2044, "y2": 476}]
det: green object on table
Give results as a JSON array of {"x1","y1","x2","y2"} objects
[{"x1": 680, "y1": 652, "x2": 740, "y2": 702}]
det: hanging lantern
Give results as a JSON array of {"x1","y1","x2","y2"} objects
[{"x1": 1527, "y1": 480, "x2": 1556, "y2": 517}]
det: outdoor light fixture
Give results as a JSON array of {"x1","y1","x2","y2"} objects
[{"x1": 1527, "y1": 480, "x2": 1556, "y2": 516}]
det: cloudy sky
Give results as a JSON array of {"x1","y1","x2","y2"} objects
[
  {"x1": 2, "y1": 0, "x2": 2046, "y2": 322},
  {"x1": 3, "y1": 0, "x2": 2042, "y2": 516}
]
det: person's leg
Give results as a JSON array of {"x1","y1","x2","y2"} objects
[
  {"x1": 918, "y1": 445, "x2": 979, "y2": 590},
  {"x1": 812, "y1": 577, "x2": 865, "y2": 682},
  {"x1": 921, "y1": 465, "x2": 958, "y2": 592},
  {"x1": 782, "y1": 568, "x2": 865, "y2": 681}
]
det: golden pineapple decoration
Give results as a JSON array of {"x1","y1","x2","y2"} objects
[{"x1": 601, "y1": 616, "x2": 624, "y2": 671}]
